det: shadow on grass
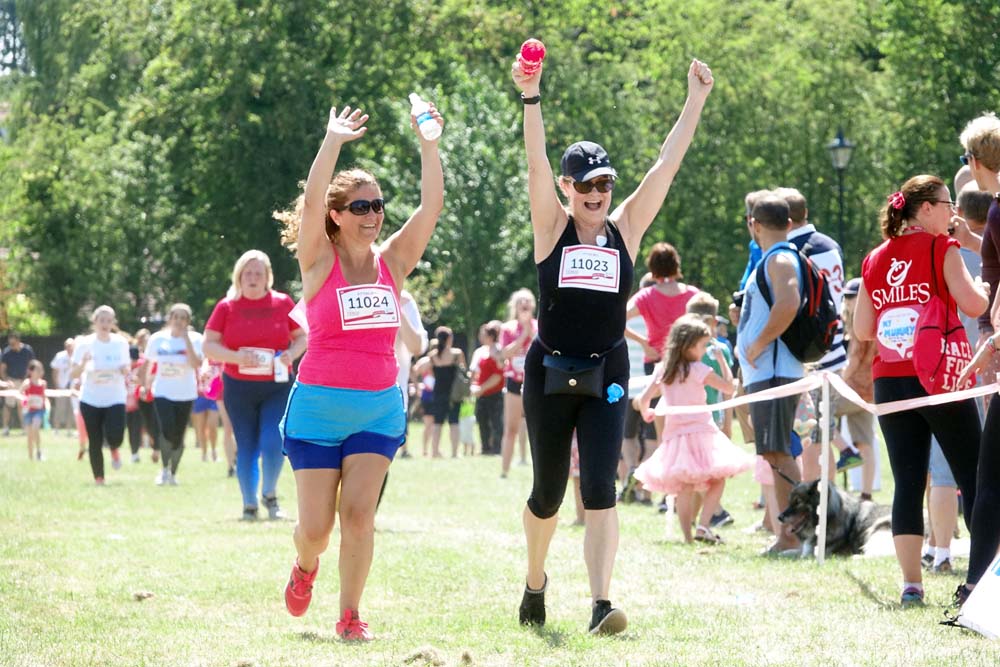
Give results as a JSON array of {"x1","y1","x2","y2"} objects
[
  {"x1": 529, "y1": 625, "x2": 571, "y2": 648},
  {"x1": 298, "y1": 631, "x2": 340, "y2": 644},
  {"x1": 844, "y1": 570, "x2": 894, "y2": 610}
]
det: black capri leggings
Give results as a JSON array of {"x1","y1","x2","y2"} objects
[
  {"x1": 522, "y1": 341, "x2": 629, "y2": 518},
  {"x1": 154, "y1": 397, "x2": 193, "y2": 475},
  {"x1": 874, "y1": 376, "x2": 980, "y2": 539},
  {"x1": 969, "y1": 397, "x2": 1000, "y2": 585},
  {"x1": 80, "y1": 402, "x2": 126, "y2": 480}
]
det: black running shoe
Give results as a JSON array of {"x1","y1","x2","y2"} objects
[
  {"x1": 588, "y1": 599, "x2": 627, "y2": 635},
  {"x1": 709, "y1": 509, "x2": 734, "y2": 528},
  {"x1": 953, "y1": 583, "x2": 972, "y2": 609},
  {"x1": 518, "y1": 576, "x2": 547, "y2": 626}
]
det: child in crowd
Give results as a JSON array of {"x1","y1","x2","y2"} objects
[
  {"x1": 21, "y1": 360, "x2": 47, "y2": 461},
  {"x1": 458, "y1": 399, "x2": 476, "y2": 457},
  {"x1": 192, "y1": 358, "x2": 221, "y2": 462},
  {"x1": 634, "y1": 315, "x2": 752, "y2": 544}
]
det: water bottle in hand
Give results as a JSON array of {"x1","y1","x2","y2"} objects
[
  {"x1": 518, "y1": 38, "x2": 546, "y2": 76},
  {"x1": 409, "y1": 93, "x2": 441, "y2": 141}
]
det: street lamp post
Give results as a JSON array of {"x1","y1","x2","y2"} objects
[{"x1": 827, "y1": 128, "x2": 855, "y2": 248}]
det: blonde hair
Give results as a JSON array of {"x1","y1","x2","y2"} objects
[
  {"x1": 228, "y1": 250, "x2": 274, "y2": 300},
  {"x1": 275, "y1": 169, "x2": 381, "y2": 251},
  {"x1": 960, "y1": 114, "x2": 1000, "y2": 172},
  {"x1": 506, "y1": 288, "x2": 537, "y2": 320},
  {"x1": 167, "y1": 303, "x2": 192, "y2": 321},
  {"x1": 660, "y1": 315, "x2": 712, "y2": 386},
  {"x1": 686, "y1": 291, "x2": 720, "y2": 318},
  {"x1": 90, "y1": 305, "x2": 116, "y2": 323}
]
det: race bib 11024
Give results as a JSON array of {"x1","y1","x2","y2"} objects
[
  {"x1": 557, "y1": 245, "x2": 620, "y2": 294},
  {"x1": 338, "y1": 285, "x2": 400, "y2": 331}
]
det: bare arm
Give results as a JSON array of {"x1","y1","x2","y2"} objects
[
  {"x1": 742, "y1": 255, "x2": 800, "y2": 367},
  {"x1": 704, "y1": 371, "x2": 736, "y2": 397},
  {"x1": 299, "y1": 107, "x2": 369, "y2": 273},
  {"x1": 853, "y1": 282, "x2": 877, "y2": 342},
  {"x1": 511, "y1": 61, "x2": 568, "y2": 262},
  {"x1": 942, "y1": 246, "x2": 989, "y2": 318},
  {"x1": 202, "y1": 329, "x2": 255, "y2": 367},
  {"x1": 613, "y1": 60, "x2": 714, "y2": 259},
  {"x1": 184, "y1": 331, "x2": 203, "y2": 370},
  {"x1": 381, "y1": 107, "x2": 445, "y2": 282}
]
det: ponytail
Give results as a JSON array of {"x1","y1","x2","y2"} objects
[{"x1": 879, "y1": 175, "x2": 946, "y2": 239}]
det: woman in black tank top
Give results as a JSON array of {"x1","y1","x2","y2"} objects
[{"x1": 511, "y1": 53, "x2": 714, "y2": 635}]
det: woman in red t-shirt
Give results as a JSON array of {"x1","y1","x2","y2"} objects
[
  {"x1": 854, "y1": 174, "x2": 988, "y2": 607},
  {"x1": 204, "y1": 250, "x2": 307, "y2": 521},
  {"x1": 471, "y1": 320, "x2": 505, "y2": 456}
]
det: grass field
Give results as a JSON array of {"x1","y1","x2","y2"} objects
[{"x1": 1, "y1": 426, "x2": 998, "y2": 667}]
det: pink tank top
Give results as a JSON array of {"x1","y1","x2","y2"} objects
[{"x1": 297, "y1": 251, "x2": 401, "y2": 390}]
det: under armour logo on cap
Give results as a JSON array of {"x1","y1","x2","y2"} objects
[{"x1": 561, "y1": 140, "x2": 617, "y2": 183}]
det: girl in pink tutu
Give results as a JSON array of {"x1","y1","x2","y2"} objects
[{"x1": 633, "y1": 315, "x2": 752, "y2": 544}]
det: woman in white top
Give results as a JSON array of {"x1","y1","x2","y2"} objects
[
  {"x1": 71, "y1": 305, "x2": 131, "y2": 485},
  {"x1": 143, "y1": 304, "x2": 204, "y2": 485}
]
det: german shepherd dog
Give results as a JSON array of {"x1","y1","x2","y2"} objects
[{"x1": 778, "y1": 479, "x2": 891, "y2": 557}]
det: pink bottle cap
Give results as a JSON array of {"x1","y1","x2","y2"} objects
[{"x1": 518, "y1": 38, "x2": 546, "y2": 75}]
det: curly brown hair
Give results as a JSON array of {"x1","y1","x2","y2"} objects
[{"x1": 275, "y1": 169, "x2": 380, "y2": 250}]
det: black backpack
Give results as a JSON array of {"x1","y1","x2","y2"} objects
[{"x1": 755, "y1": 245, "x2": 838, "y2": 363}]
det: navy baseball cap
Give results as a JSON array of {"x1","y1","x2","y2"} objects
[
  {"x1": 844, "y1": 277, "x2": 862, "y2": 296},
  {"x1": 560, "y1": 141, "x2": 617, "y2": 183}
]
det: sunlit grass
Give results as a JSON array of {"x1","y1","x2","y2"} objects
[{"x1": 1, "y1": 426, "x2": 998, "y2": 667}]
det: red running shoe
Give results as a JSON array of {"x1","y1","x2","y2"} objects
[
  {"x1": 336, "y1": 608, "x2": 373, "y2": 641},
  {"x1": 284, "y1": 559, "x2": 318, "y2": 617}
]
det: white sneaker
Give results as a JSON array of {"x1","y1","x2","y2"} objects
[
  {"x1": 131, "y1": 453, "x2": 141, "y2": 464},
  {"x1": 155, "y1": 468, "x2": 167, "y2": 486},
  {"x1": 167, "y1": 471, "x2": 178, "y2": 486}
]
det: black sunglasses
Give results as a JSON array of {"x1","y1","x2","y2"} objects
[
  {"x1": 339, "y1": 198, "x2": 385, "y2": 215},
  {"x1": 960, "y1": 152, "x2": 973, "y2": 166},
  {"x1": 572, "y1": 177, "x2": 615, "y2": 194}
]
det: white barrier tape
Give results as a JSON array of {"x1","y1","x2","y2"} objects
[
  {"x1": 644, "y1": 370, "x2": 998, "y2": 418},
  {"x1": 653, "y1": 375, "x2": 822, "y2": 416},
  {"x1": 0, "y1": 389, "x2": 76, "y2": 398}
]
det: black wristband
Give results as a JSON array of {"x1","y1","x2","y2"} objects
[{"x1": 520, "y1": 93, "x2": 541, "y2": 105}]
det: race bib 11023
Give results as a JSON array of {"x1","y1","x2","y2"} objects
[
  {"x1": 557, "y1": 245, "x2": 620, "y2": 293},
  {"x1": 338, "y1": 285, "x2": 400, "y2": 331}
]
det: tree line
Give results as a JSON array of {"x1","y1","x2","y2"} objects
[{"x1": 1, "y1": 0, "x2": 998, "y2": 346}]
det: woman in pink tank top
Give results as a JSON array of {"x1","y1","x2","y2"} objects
[{"x1": 274, "y1": 102, "x2": 444, "y2": 640}]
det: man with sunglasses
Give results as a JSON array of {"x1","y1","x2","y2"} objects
[{"x1": 511, "y1": 54, "x2": 713, "y2": 635}]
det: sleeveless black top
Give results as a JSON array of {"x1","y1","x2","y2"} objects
[{"x1": 536, "y1": 218, "x2": 633, "y2": 356}]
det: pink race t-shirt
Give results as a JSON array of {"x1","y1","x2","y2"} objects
[
  {"x1": 633, "y1": 284, "x2": 700, "y2": 359},
  {"x1": 296, "y1": 252, "x2": 400, "y2": 391},
  {"x1": 205, "y1": 291, "x2": 301, "y2": 382}
]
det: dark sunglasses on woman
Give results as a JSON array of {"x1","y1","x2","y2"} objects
[
  {"x1": 572, "y1": 177, "x2": 615, "y2": 194},
  {"x1": 339, "y1": 198, "x2": 385, "y2": 215}
]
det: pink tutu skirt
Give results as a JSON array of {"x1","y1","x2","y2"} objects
[{"x1": 634, "y1": 426, "x2": 754, "y2": 495}]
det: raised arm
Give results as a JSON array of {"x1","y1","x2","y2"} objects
[
  {"x1": 511, "y1": 60, "x2": 567, "y2": 261},
  {"x1": 298, "y1": 106, "x2": 370, "y2": 273},
  {"x1": 381, "y1": 105, "x2": 445, "y2": 283},
  {"x1": 613, "y1": 60, "x2": 713, "y2": 258}
]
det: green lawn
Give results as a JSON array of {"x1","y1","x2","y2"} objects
[{"x1": 1, "y1": 426, "x2": 998, "y2": 667}]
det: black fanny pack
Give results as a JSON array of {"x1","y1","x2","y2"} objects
[{"x1": 540, "y1": 338, "x2": 625, "y2": 398}]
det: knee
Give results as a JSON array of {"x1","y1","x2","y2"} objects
[
  {"x1": 580, "y1": 479, "x2": 616, "y2": 511},
  {"x1": 339, "y1": 502, "x2": 376, "y2": 542},
  {"x1": 295, "y1": 520, "x2": 332, "y2": 548},
  {"x1": 527, "y1": 492, "x2": 561, "y2": 520}
]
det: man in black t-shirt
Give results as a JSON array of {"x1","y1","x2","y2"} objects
[{"x1": 1, "y1": 332, "x2": 35, "y2": 434}]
